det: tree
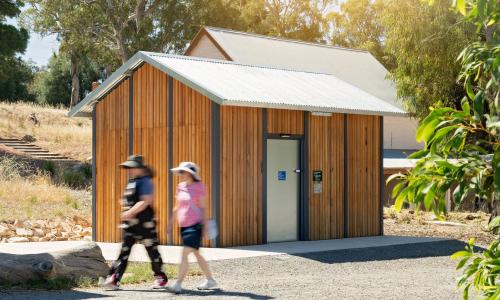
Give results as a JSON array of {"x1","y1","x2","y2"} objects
[
  {"x1": 327, "y1": 0, "x2": 395, "y2": 70},
  {"x1": 31, "y1": 53, "x2": 99, "y2": 107},
  {"x1": 239, "y1": 0, "x2": 330, "y2": 42},
  {"x1": 0, "y1": 0, "x2": 35, "y2": 102},
  {"x1": 388, "y1": 0, "x2": 499, "y2": 298},
  {"x1": 380, "y1": 0, "x2": 476, "y2": 119}
]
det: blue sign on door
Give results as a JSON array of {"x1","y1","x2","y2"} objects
[{"x1": 278, "y1": 170, "x2": 286, "y2": 180}]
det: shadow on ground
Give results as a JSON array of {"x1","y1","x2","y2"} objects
[
  {"x1": 0, "y1": 290, "x2": 111, "y2": 299},
  {"x1": 122, "y1": 288, "x2": 273, "y2": 299},
  {"x1": 294, "y1": 240, "x2": 483, "y2": 264}
]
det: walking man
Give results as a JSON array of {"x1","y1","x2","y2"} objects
[{"x1": 102, "y1": 155, "x2": 168, "y2": 290}]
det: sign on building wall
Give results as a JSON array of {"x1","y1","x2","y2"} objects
[{"x1": 313, "y1": 170, "x2": 322, "y2": 194}]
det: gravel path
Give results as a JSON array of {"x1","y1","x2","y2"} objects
[{"x1": 1, "y1": 240, "x2": 467, "y2": 300}]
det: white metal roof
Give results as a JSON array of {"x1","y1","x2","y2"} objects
[
  {"x1": 202, "y1": 27, "x2": 401, "y2": 109},
  {"x1": 68, "y1": 52, "x2": 406, "y2": 117}
]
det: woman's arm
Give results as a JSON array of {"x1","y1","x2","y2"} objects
[{"x1": 199, "y1": 195, "x2": 209, "y2": 237}]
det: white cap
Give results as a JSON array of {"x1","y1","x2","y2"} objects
[{"x1": 170, "y1": 161, "x2": 201, "y2": 181}]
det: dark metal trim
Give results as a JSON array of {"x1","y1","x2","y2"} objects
[
  {"x1": 262, "y1": 108, "x2": 268, "y2": 244},
  {"x1": 211, "y1": 102, "x2": 221, "y2": 247},
  {"x1": 92, "y1": 107, "x2": 97, "y2": 241},
  {"x1": 167, "y1": 76, "x2": 174, "y2": 244},
  {"x1": 266, "y1": 133, "x2": 304, "y2": 139},
  {"x1": 343, "y1": 113, "x2": 349, "y2": 238},
  {"x1": 379, "y1": 116, "x2": 384, "y2": 236},
  {"x1": 128, "y1": 74, "x2": 134, "y2": 155},
  {"x1": 301, "y1": 111, "x2": 309, "y2": 241}
]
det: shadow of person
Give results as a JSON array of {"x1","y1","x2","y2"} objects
[{"x1": 120, "y1": 288, "x2": 274, "y2": 299}]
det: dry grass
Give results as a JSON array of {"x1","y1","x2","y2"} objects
[
  {"x1": 0, "y1": 156, "x2": 91, "y2": 221},
  {"x1": 0, "y1": 102, "x2": 91, "y2": 161}
]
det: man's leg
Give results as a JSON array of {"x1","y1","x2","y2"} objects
[
  {"x1": 143, "y1": 234, "x2": 165, "y2": 277},
  {"x1": 109, "y1": 232, "x2": 135, "y2": 282}
]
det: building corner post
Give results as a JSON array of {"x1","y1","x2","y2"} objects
[
  {"x1": 167, "y1": 76, "x2": 174, "y2": 245},
  {"x1": 211, "y1": 102, "x2": 221, "y2": 247},
  {"x1": 343, "y1": 113, "x2": 348, "y2": 238},
  {"x1": 380, "y1": 116, "x2": 384, "y2": 236},
  {"x1": 92, "y1": 106, "x2": 97, "y2": 241}
]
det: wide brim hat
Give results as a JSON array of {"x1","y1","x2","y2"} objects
[
  {"x1": 171, "y1": 161, "x2": 201, "y2": 181},
  {"x1": 120, "y1": 155, "x2": 146, "y2": 169}
]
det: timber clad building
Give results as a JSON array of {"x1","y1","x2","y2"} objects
[{"x1": 69, "y1": 28, "x2": 406, "y2": 247}]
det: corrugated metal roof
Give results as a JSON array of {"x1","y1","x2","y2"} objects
[
  {"x1": 68, "y1": 52, "x2": 406, "y2": 117},
  {"x1": 203, "y1": 27, "x2": 401, "y2": 108}
]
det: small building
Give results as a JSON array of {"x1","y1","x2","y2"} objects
[
  {"x1": 69, "y1": 51, "x2": 405, "y2": 247},
  {"x1": 185, "y1": 27, "x2": 422, "y2": 152}
]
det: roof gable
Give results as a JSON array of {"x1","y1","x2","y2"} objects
[{"x1": 187, "y1": 26, "x2": 400, "y2": 108}]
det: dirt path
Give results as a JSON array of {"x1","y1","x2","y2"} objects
[{"x1": 2, "y1": 240, "x2": 467, "y2": 300}]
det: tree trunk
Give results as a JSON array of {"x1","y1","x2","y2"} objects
[
  {"x1": 70, "y1": 56, "x2": 80, "y2": 108},
  {"x1": 115, "y1": 30, "x2": 129, "y2": 63},
  {"x1": 0, "y1": 243, "x2": 108, "y2": 284}
]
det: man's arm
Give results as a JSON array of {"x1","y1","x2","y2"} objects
[{"x1": 122, "y1": 194, "x2": 153, "y2": 220}]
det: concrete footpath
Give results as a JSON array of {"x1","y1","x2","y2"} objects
[{"x1": 0, "y1": 235, "x2": 448, "y2": 263}]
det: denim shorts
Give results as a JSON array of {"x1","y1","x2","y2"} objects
[{"x1": 180, "y1": 223, "x2": 202, "y2": 249}]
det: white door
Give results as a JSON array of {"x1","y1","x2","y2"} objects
[{"x1": 267, "y1": 139, "x2": 299, "y2": 242}]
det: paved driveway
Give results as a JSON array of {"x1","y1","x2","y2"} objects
[{"x1": 1, "y1": 240, "x2": 466, "y2": 299}]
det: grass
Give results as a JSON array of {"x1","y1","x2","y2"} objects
[
  {"x1": 0, "y1": 156, "x2": 91, "y2": 221},
  {"x1": 0, "y1": 101, "x2": 91, "y2": 161},
  {"x1": 0, "y1": 263, "x2": 202, "y2": 291}
]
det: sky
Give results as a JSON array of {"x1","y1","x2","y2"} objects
[{"x1": 6, "y1": 15, "x2": 59, "y2": 68}]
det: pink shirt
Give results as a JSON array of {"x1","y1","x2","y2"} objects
[{"x1": 175, "y1": 181, "x2": 206, "y2": 227}]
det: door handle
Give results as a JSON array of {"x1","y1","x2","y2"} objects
[{"x1": 293, "y1": 169, "x2": 301, "y2": 173}]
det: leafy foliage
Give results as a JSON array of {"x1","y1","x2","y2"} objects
[
  {"x1": 327, "y1": 0, "x2": 395, "y2": 70},
  {"x1": 0, "y1": 0, "x2": 36, "y2": 102},
  {"x1": 388, "y1": 0, "x2": 499, "y2": 298},
  {"x1": 451, "y1": 218, "x2": 500, "y2": 299},
  {"x1": 30, "y1": 54, "x2": 99, "y2": 107},
  {"x1": 380, "y1": 0, "x2": 475, "y2": 119}
]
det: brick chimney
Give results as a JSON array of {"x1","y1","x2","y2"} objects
[{"x1": 92, "y1": 81, "x2": 100, "y2": 91}]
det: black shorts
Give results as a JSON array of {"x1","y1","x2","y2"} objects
[{"x1": 180, "y1": 223, "x2": 202, "y2": 249}]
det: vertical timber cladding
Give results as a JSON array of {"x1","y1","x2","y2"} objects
[
  {"x1": 266, "y1": 108, "x2": 304, "y2": 135},
  {"x1": 220, "y1": 106, "x2": 263, "y2": 247},
  {"x1": 307, "y1": 113, "x2": 344, "y2": 240},
  {"x1": 347, "y1": 114, "x2": 382, "y2": 237},
  {"x1": 95, "y1": 79, "x2": 130, "y2": 242},
  {"x1": 171, "y1": 78, "x2": 213, "y2": 247},
  {"x1": 131, "y1": 64, "x2": 169, "y2": 244}
]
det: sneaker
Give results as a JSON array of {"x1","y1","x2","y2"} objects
[
  {"x1": 151, "y1": 274, "x2": 168, "y2": 289},
  {"x1": 101, "y1": 274, "x2": 120, "y2": 290},
  {"x1": 197, "y1": 278, "x2": 217, "y2": 290},
  {"x1": 167, "y1": 281, "x2": 182, "y2": 294}
]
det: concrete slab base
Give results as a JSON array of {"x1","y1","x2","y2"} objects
[{"x1": 0, "y1": 235, "x2": 449, "y2": 263}]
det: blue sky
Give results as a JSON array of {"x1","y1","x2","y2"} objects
[{"x1": 6, "y1": 15, "x2": 59, "y2": 67}]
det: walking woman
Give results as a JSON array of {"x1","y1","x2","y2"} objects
[
  {"x1": 102, "y1": 155, "x2": 168, "y2": 290},
  {"x1": 168, "y1": 162, "x2": 217, "y2": 293}
]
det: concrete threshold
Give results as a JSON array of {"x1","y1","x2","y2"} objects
[{"x1": 0, "y1": 235, "x2": 449, "y2": 264}]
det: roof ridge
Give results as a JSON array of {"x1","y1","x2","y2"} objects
[
  {"x1": 143, "y1": 51, "x2": 343, "y2": 77},
  {"x1": 203, "y1": 26, "x2": 369, "y2": 54}
]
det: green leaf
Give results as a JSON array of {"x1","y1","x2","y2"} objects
[
  {"x1": 395, "y1": 189, "x2": 407, "y2": 211},
  {"x1": 392, "y1": 182, "x2": 404, "y2": 199},
  {"x1": 452, "y1": 250, "x2": 472, "y2": 259},
  {"x1": 408, "y1": 149, "x2": 429, "y2": 159},
  {"x1": 473, "y1": 91, "x2": 484, "y2": 119},
  {"x1": 416, "y1": 118, "x2": 440, "y2": 143},
  {"x1": 423, "y1": 182, "x2": 436, "y2": 210},
  {"x1": 456, "y1": 0, "x2": 466, "y2": 15},
  {"x1": 461, "y1": 97, "x2": 470, "y2": 115}
]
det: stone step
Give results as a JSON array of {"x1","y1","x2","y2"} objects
[{"x1": 18, "y1": 148, "x2": 49, "y2": 153}]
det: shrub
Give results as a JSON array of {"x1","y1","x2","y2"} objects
[
  {"x1": 41, "y1": 161, "x2": 56, "y2": 177},
  {"x1": 62, "y1": 169, "x2": 87, "y2": 189}
]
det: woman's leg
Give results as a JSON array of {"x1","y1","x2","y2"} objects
[
  {"x1": 193, "y1": 250, "x2": 213, "y2": 279},
  {"x1": 176, "y1": 246, "x2": 194, "y2": 284}
]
